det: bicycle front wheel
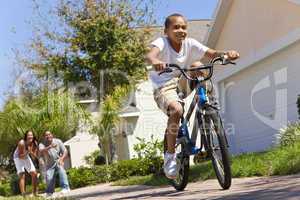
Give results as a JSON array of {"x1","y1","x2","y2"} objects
[
  {"x1": 171, "y1": 138, "x2": 190, "y2": 191},
  {"x1": 205, "y1": 111, "x2": 231, "y2": 189}
]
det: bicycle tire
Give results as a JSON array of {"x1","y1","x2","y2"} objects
[
  {"x1": 167, "y1": 137, "x2": 190, "y2": 191},
  {"x1": 204, "y1": 110, "x2": 232, "y2": 189}
]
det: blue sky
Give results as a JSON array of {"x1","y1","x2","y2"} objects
[{"x1": 0, "y1": 0, "x2": 218, "y2": 109}]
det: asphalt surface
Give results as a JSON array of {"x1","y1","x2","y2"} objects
[{"x1": 62, "y1": 174, "x2": 300, "y2": 200}]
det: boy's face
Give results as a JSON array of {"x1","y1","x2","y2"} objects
[{"x1": 165, "y1": 16, "x2": 187, "y2": 44}]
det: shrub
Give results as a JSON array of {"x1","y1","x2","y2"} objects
[
  {"x1": 8, "y1": 173, "x2": 47, "y2": 195},
  {"x1": 0, "y1": 182, "x2": 11, "y2": 197},
  {"x1": 133, "y1": 135, "x2": 163, "y2": 175},
  {"x1": 68, "y1": 167, "x2": 98, "y2": 188},
  {"x1": 67, "y1": 157, "x2": 163, "y2": 189},
  {"x1": 297, "y1": 95, "x2": 300, "y2": 119},
  {"x1": 84, "y1": 150, "x2": 106, "y2": 166},
  {"x1": 10, "y1": 174, "x2": 20, "y2": 195},
  {"x1": 278, "y1": 122, "x2": 300, "y2": 147},
  {"x1": 134, "y1": 135, "x2": 163, "y2": 160}
]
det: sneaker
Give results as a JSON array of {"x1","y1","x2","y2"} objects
[
  {"x1": 164, "y1": 152, "x2": 177, "y2": 179},
  {"x1": 60, "y1": 188, "x2": 71, "y2": 194},
  {"x1": 45, "y1": 193, "x2": 53, "y2": 199}
]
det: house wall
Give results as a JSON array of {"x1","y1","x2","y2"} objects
[
  {"x1": 219, "y1": 39, "x2": 300, "y2": 154},
  {"x1": 214, "y1": 0, "x2": 300, "y2": 60},
  {"x1": 66, "y1": 136, "x2": 99, "y2": 168},
  {"x1": 126, "y1": 80, "x2": 167, "y2": 158},
  {"x1": 117, "y1": 80, "x2": 197, "y2": 160},
  {"x1": 208, "y1": 0, "x2": 300, "y2": 154}
]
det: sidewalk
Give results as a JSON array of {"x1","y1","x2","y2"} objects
[{"x1": 63, "y1": 173, "x2": 300, "y2": 200}]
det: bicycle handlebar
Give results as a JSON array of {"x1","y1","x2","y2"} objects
[{"x1": 158, "y1": 55, "x2": 236, "y2": 82}]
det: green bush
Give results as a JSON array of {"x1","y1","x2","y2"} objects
[
  {"x1": 133, "y1": 135, "x2": 163, "y2": 160},
  {"x1": 9, "y1": 174, "x2": 20, "y2": 195},
  {"x1": 133, "y1": 135, "x2": 164, "y2": 175},
  {"x1": 5, "y1": 173, "x2": 47, "y2": 196},
  {"x1": 84, "y1": 150, "x2": 106, "y2": 166},
  {"x1": 67, "y1": 157, "x2": 163, "y2": 189},
  {"x1": 278, "y1": 122, "x2": 300, "y2": 147},
  {"x1": 0, "y1": 182, "x2": 11, "y2": 197}
]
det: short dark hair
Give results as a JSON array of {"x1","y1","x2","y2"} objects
[{"x1": 164, "y1": 13, "x2": 187, "y2": 29}]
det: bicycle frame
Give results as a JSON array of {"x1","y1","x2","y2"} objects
[
  {"x1": 177, "y1": 82, "x2": 210, "y2": 156},
  {"x1": 162, "y1": 56, "x2": 235, "y2": 157}
]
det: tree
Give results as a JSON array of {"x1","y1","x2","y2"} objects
[
  {"x1": 0, "y1": 91, "x2": 87, "y2": 168},
  {"x1": 16, "y1": 0, "x2": 157, "y2": 164},
  {"x1": 92, "y1": 86, "x2": 128, "y2": 164},
  {"x1": 22, "y1": 0, "x2": 156, "y2": 99}
]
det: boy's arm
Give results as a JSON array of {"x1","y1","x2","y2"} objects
[
  {"x1": 146, "y1": 46, "x2": 165, "y2": 71},
  {"x1": 204, "y1": 49, "x2": 239, "y2": 60}
]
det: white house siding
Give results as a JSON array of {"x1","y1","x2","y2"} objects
[
  {"x1": 219, "y1": 40, "x2": 300, "y2": 154},
  {"x1": 125, "y1": 80, "x2": 168, "y2": 159},
  {"x1": 116, "y1": 80, "x2": 198, "y2": 160},
  {"x1": 65, "y1": 135, "x2": 99, "y2": 168},
  {"x1": 213, "y1": 0, "x2": 300, "y2": 59},
  {"x1": 64, "y1": 111, "x2": 100, "y2": 168}
]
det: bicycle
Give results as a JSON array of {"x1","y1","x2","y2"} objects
[{"x1": 159, "y1": 55, "x2": 235, "y2": 191}]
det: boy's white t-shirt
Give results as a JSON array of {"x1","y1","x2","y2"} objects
[{"x1": 149, "y1": 36, "x2": 209, "y2": 89}]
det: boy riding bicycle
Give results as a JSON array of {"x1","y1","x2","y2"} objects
[{"x1": 146, "y1": 13, "x2": 239, "y2": 179}]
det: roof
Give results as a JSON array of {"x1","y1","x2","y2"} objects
[
  {"x1": 204, "y1": 0, "x2": 233, "y2": 47},
  {"x1": 64, "y1": 133, "x2": 98, "y2": 145},
  {"x1": 205, "y1": 0, "x2": 300, "y2": 83}
]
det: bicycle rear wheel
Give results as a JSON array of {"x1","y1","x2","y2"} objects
[
  {"x1": 205, "y1": 111, "x2": 231, "y2": 189},
  {"x1": 170, "y1": 138, "x2": 190, "y2": 191}
]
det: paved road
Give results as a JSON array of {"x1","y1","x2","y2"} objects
[{"x1": 64, "y1": 174, "x2": 300, "y2": 200}]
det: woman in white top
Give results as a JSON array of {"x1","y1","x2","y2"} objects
[{"x1": 13, "y1": 130, "x2": 38, "y2": 196}]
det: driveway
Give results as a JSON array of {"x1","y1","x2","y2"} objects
[{"x1": 64, "y1": 174, "x2": 300, "y2": 200}]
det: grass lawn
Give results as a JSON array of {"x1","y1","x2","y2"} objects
[{"x1": 113, "y1": 141, "x2": 300, "y2": 186}]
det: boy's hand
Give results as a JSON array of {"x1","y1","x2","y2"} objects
[
  {"x1": 152, "y1": 59, "x2": 166, "y2": 71},
  {"x1": 225, "y1": 50, "x2": 240, "y2": 60}
]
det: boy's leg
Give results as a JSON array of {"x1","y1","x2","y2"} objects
[
  {"x1": 166, "y1": 101, "x2": 183, "y2": 153},
  {"x1": 57, "y1": 165, "x2": 70, "y2": 191},
  {"x1": 164, "y1": 101, "x2": 183, "y2": 179},
  {"x1": 153, "y1": 78, "x2": 183, "y2": 179},
  {"x1": 45, "y1": 165, "x2": 56, "y2": 194}
]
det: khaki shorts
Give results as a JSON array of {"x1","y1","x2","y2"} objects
[
  {"x1": 153, "y1": 75, "x2": 215, "y2": 116},
  {"x1": 153, "y1": 76, "x2": 193, "y2": 115}
]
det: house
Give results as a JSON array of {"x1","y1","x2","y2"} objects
[{"x1": 204, "y1": 0, "x2": 300, "y2": 154}]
